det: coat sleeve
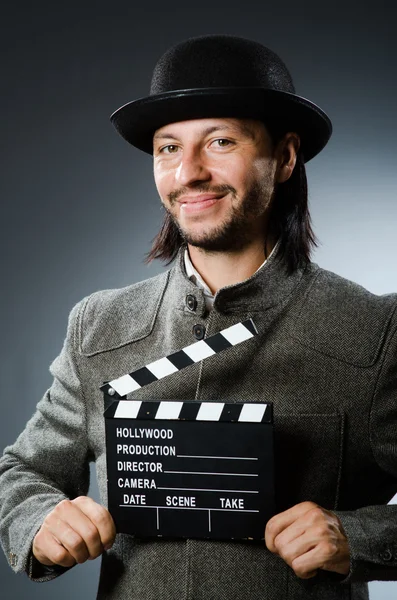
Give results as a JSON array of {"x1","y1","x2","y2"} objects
[
  {"x1": 0, "y1": 298, "x2": 92, "y2": 581},
  {"x1": 334, "y1": 316, "x2": 397, "y2": 583}
]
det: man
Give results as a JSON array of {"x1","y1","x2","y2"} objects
[{"x1": 0, "y1": 34, "x2": 396, "y2": 600}]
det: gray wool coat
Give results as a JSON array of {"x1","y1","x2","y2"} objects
[{"x1": 1, "y1": 248, "x2": 397, "y2": 600}]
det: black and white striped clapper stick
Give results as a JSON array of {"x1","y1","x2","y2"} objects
[
  {"x1": 100, "y1": 319, "x2": 258, "y2": 399},
  {"x1": 106, "y1": 398, "x2": 272, "y2": 423}
]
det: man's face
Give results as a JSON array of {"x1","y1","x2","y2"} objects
[{"x1": 153, "y1": 117, "x2": 278, "y2": 252}]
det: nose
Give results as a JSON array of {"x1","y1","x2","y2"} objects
[{"x1": 175, "y1": 147, "x2": 211, "y2": 187}]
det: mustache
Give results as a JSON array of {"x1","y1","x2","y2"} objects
[{"x1": 168, "y1": 183, "x2": 236, "y2": 204}]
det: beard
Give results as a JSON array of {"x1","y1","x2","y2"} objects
[{"x1": 165, "y1": 176, "x2": 275, "y2": 253}]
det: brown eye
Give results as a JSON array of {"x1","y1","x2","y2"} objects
[
  {"x1": 162, "y1": 144, "x2": 179, "y2": 153},
  {"x1": 214, "y1": 139, "x2": 231, "y2": 147}
]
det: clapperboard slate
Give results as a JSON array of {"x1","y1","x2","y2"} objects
[{"x1": 101, "y1": 319, "x2": 274, "y2": 541}]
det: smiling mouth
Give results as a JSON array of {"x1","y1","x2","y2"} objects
[
  {"x1": 178, "y1": 194, "x2": 224, "y2": 205},
  {"x1": 178, "y1": 194, "x2": 226, "y2": 213}
]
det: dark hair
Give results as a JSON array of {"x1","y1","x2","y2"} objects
[
  {"x1": 265, "y1": 149, "x2": 317, "y2": 273},
  {"x1": 145, "y1": 130, "x2": 317, "y2": 273}
]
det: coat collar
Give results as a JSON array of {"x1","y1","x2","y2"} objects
[{"x1": 170, "y1": 244, "x2": 314, "y2": 316}]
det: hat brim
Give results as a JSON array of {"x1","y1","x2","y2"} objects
[{"x1": 110, "y1": 87, "x2": 332, "y2": 163}]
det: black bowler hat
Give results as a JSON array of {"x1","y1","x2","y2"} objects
[{"x1": 110, "y1": 34, "x2": 332, "y2": 162}]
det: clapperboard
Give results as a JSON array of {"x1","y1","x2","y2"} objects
[{"x1": 101, "y1": 320, "x2": 274, "y2": 541}]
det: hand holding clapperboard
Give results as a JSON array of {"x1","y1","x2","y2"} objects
[{"x1": 101, "y1": 319, "x2": 275, "y2": 540}]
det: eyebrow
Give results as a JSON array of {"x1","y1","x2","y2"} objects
[{"x1": 153, "y1": 124, "x2": 256, "y2": 142}]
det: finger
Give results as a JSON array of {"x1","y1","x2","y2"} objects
[
  {"x1": 265, "y1": 502, "x2": 318, "y2": 552},
  {"x1": 272, "y1": 521, "x2": 306, "y2": 552},
  {"x1": 274, "y1": 531, "x2": 314, "y2": 567},
  {"x1": 36, "y1": 541, "x2": 77, "y2": 568},
  {"x1": 33, "y1": 528, "x2": 76, "y2": 568},
  {"x1": 291, "y1": 542, "x2": 335, "y2": 579},
  {"x1": 289, "y1": 535, "x2": 350, "y2": 578},
  {"x1": 274, "y1": 514, "x2": 331, "y2": 560},
  {"x1": 44, "y1": 500, "x2": 103, "y2": 563},
  {"x1": 33, "y1": 519, "x2": 83, "y2": 567},
  {"x1": 71, "y1": 496, "x2": 116, "y2": 550},
  {"x1": 44, "y1": 513, "x2": 93, "y2": 564}
]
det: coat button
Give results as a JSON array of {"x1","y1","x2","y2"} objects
[
  {"x1": 379, "y1": 548, "x2": 393, "y2": 562},
  {"x1": 186, "y1": 294, "x2": 197, "y2": 312},
  {"x1": 192, "y1": 323, "x2": 205, "y2": 340},
  {"x1": 9, "y1": 552, "x2": 17, "y2": 567}
]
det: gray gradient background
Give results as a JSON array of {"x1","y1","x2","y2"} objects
[{"x1": 1, "y1": 1, "x2": 396, "y2": 598}]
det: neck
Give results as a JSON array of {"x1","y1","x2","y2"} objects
[{"x1": 187, "y1": 238, "x2": 275, "y2": 295}]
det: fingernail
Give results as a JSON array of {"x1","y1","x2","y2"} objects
[{"x1": 104, "y1": 543, "x2": 113, "y2": 551}]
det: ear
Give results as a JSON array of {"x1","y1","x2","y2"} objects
[{"x1": 275, "y1": 133, "x2": 300, "y2": 183}]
